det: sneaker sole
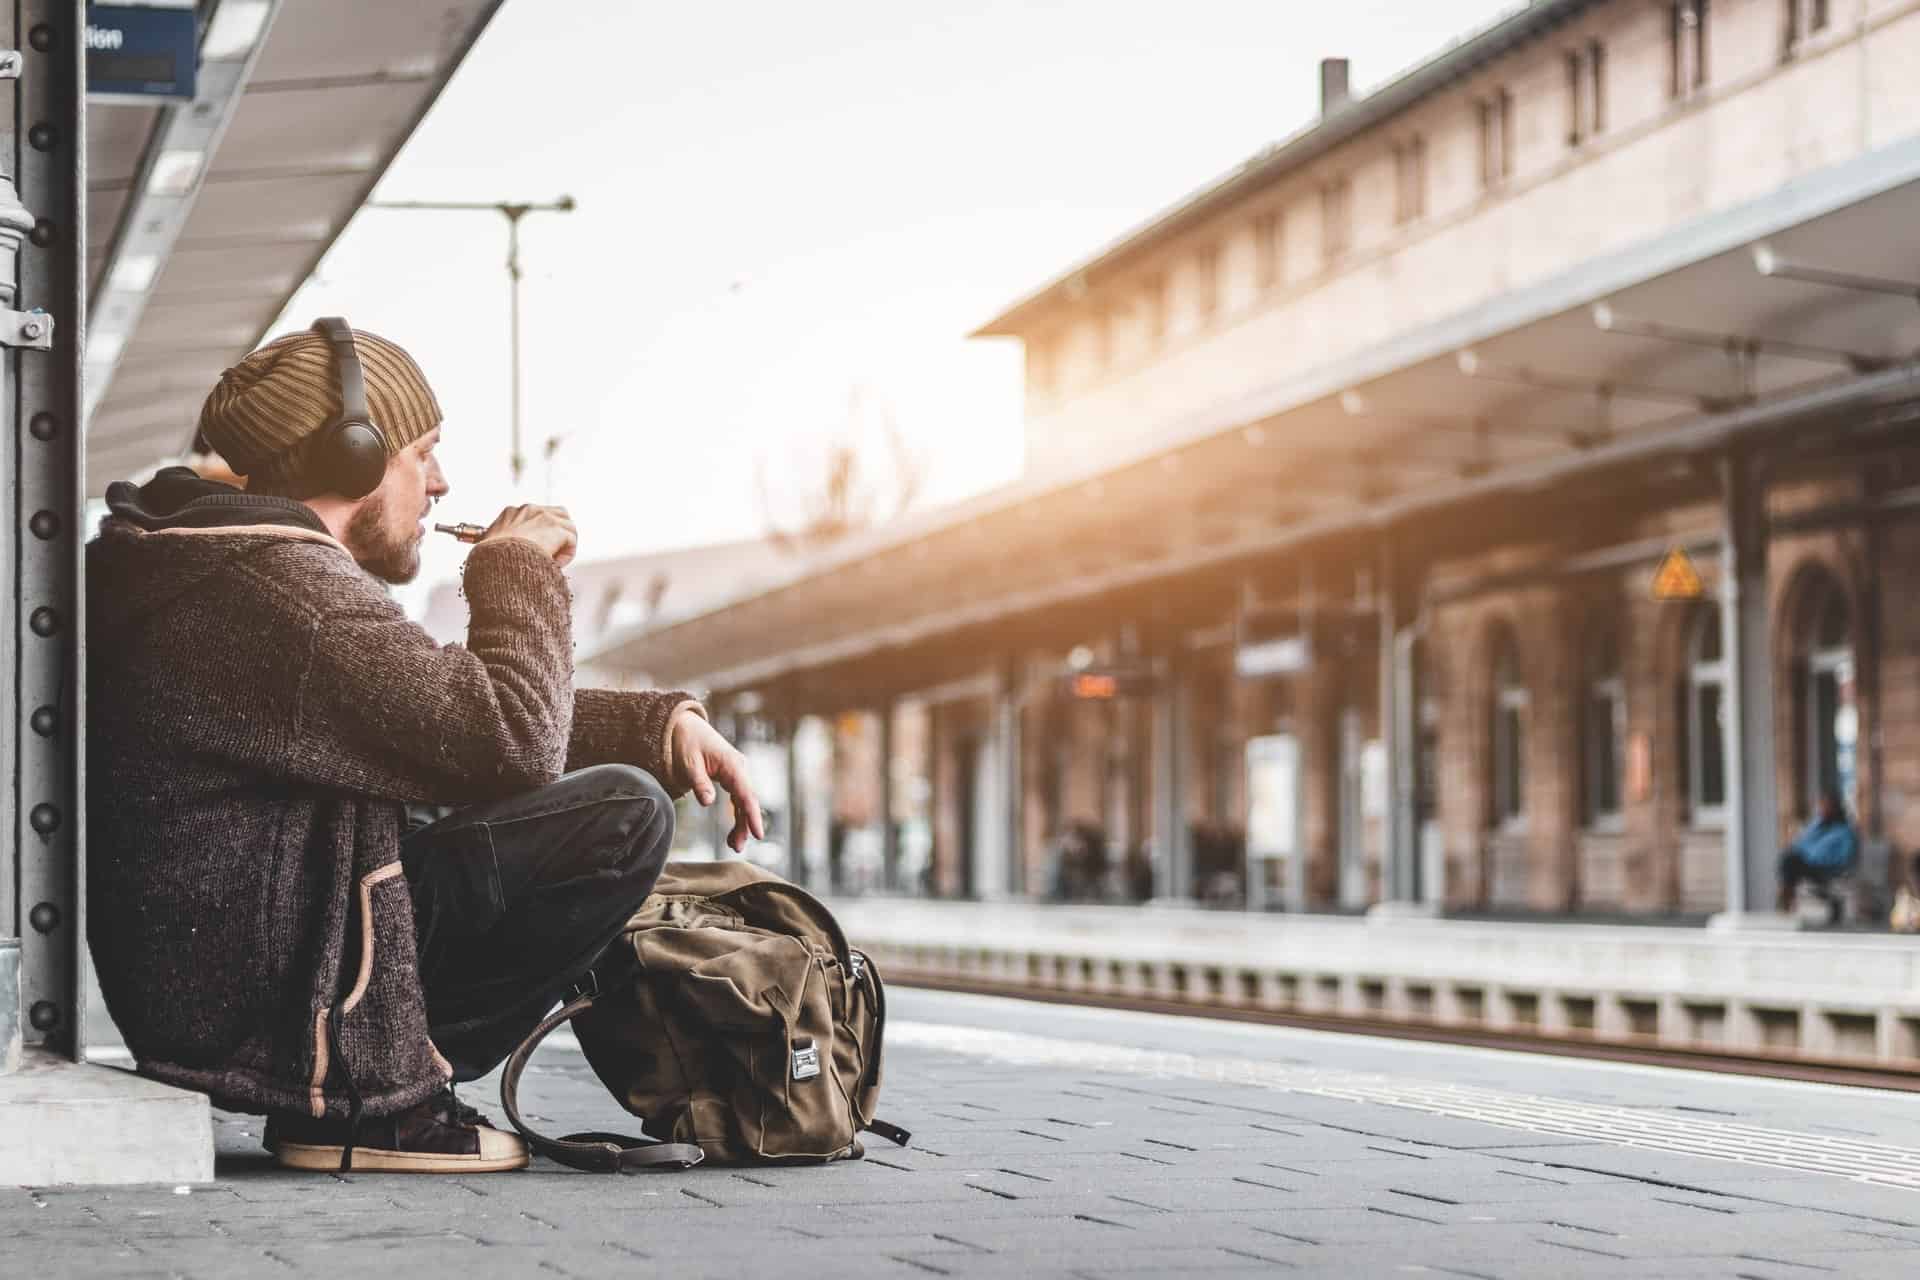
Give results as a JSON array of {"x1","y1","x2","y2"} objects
[{"x1": 274, "y1": 1141, "x2": 530, "y2": 1174}]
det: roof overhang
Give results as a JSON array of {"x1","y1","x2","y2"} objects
[
  {"x1": 82, "y1": 0, "x2": 505, "y2": 495},
  {"x1": 592, "y1": 143, "x2": 1920, "y2": 695},
  {"x1": 972, "y1": 0, "x2": 1602, "y2": 338}
]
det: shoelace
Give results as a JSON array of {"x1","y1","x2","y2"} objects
[{"x1": 435, "y1": 1082, "x2": 489, "y2": 1129}]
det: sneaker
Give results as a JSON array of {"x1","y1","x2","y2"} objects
[{"x1": 269, "y1": 1095, "x2": 529, "y2": 1173}]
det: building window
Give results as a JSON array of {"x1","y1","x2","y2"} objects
[
  {"x1": 1584, "y1": 627, "x2": 1624, "y2": 828},
  {"x1": 1140, "y1": 274, "x2": 1166, "y2": 345},
  {"x1": 1321, "y1": 177, "x2": 1352, "y2": 264},
  {"x1": 1194, "y1": 243, "x2": 1221, "y2": 321},
  {"x1": 1685, "y1": 607, "x2": 1727, "y2": 826},
  {"x1": 1567, "y1": 41, "x2": 1605, "y2": 145},
  {"x1": 1671, "y1": 1, "x2": 1709, "y2": 101},
  {"x1": 1783, "y1": 0, "x2": 1831, "y2": 59},
  {"x1": 1028, "y1": 338, "x2": 1056, "y2": 398},
  {"x1": 1801, "y1": 574, "x2": 1856, "y2": 816},
  {"x1": 1393, "y1": 135, "x2": 1427, "y2": 224},
  {"x1": 1252, "y1": 209, "x2": 1282, "y2": 289},
  {"x1": 1478, "y1": 90, "x2": 1514, "y2": 189},
  {"x1": 1491, "y1": 627, "x2": 1528, "y2": 827}
]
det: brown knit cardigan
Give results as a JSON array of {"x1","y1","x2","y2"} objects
[{"x1": 87, "y1": 516, "x2": 698, "y2": 1118}]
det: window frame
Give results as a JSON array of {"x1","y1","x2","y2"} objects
[
  {"x1": 1784, "y1": 0, "x2": 1832, "y2": 59},
  {"x1": 1671, "y1": 0, "x2": 1709, "y2": 101},
  {"x1": 1582, "y1": 629, "x2": 1626, "y2": 831},
  {"x1": 1028, "y1": 336, "x2": 1057, "y2": 399},
  {"x1": 1321, "y1": 177, "x2": 1352, "y2": 264},
  {"x1": 1567, "y1": 41, "x2": 1606, "y2": 146},
  {"x1": 1393, "y1": 135, "x2": 1427, "y2": 225},
  {"x1": 1252, "y1": 209, "x2": 1282, "y2": 289},
  {"x1": 1685, "y1": 607, "x2": 1728, "y2": 830},
  {"x1": 1194, "y1": 242, "x2": 1221, "y2": 321},
  {"x1": 1140, "y1": 274, "x2": 1166, "y2": 345},
  {"x1": 1491, "y1": 631, "x2": 1529, "y2": 831},
  {"x1": 1478, "y1": 90, "x2": 1513, "y2": 189},
  {"x1": 1589, "y1": 40, "x2": 1606, "y2": 136},
  {"x1": 1803, "y1": 580, "x2": 1854, "y2": 817}
]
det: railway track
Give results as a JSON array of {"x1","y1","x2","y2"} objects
[{"x1": 896, "y1": 971, "x2": 1920, "y2": 1093}]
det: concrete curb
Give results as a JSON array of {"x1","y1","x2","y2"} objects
[{"x1": 0, "y1": 1050, "x2": 212, "y2": 1187}]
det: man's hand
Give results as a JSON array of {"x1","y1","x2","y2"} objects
[
  {"x1": 479, "y1": 504, "x2": 578, "y2": 567},
  {"x1": 673, "y1": 711, "x2": 766, "y2": 853}
]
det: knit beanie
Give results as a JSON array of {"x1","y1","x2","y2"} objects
[{"x1": 197, "y1": 325, "x2": 442, "y2": 489}]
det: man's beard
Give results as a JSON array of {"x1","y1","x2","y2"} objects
[{"x1": 344, "y1": 489, "x2": 421, "y2": 584}]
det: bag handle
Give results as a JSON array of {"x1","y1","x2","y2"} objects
[{"x1": 500, "y1": 993, "x2": 706, "y2": 1173}]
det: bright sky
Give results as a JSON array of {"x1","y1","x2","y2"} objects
[{"x1": 274, "y1": 0, "x2": 1525, "y2": 611}]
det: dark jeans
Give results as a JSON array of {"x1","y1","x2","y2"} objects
[
  {"x1": 1778, "y1": 849, "x2": 1841, "y2": 896},
  {"x1": 401, "y1": 764, "x2": 674, "y2": 1082}
]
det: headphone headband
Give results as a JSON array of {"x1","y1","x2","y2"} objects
[
  {"x1": 312, "y1": 317, "x2": 372, "y2": 427},
  {"x1": 308, "y1": 316, "x2": 388, "y2": 500}
]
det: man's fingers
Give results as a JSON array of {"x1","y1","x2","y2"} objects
[
  {"x1": 742, "y1": 788, "x2": 766, "y2": 841},
  {"x1": 712, "y1": 751, "x2": 766, "y2": 844},
  {"x1": 683, "y1": 751, "x2": 715, "y2": 806}
]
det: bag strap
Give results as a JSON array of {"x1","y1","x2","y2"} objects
[
  {"x1": 500, "y1": 993, "x2": 706, "y2": 1174},
  {"x1": 864, "y1": 1118, "x2": 912, "y2": 1147}
]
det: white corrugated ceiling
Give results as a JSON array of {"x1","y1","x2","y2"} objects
[{"x1": 84, "y1": 0, "x2": 503, "y2": 494}]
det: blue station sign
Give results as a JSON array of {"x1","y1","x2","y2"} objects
[{"x1": 85, "y1": 4, "x2": 197, "y2": 102}]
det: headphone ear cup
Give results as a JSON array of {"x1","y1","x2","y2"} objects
[{"x1": 330, "y1": 420, "x2": 389, "y2": 500}]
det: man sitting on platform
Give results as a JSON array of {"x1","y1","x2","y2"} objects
[
  {"x1": 86, "y1": 321, "x2": 765, "y2": 1175},
  {"x1": 1775, "y1": 789, "x2": 1858, "y2": 917}
]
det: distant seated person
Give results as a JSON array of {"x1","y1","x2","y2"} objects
[{"x1": 1775, "y1": 789, "x2": 1858, "y2": 916}]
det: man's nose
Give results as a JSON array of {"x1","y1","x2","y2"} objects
[{"x1": 426, "y1": 458, "x2": 450, "y2": 497}]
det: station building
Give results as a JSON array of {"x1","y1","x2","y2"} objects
[{"x1": 588, "y1": 0, "x2": 1920, "y2": 925}]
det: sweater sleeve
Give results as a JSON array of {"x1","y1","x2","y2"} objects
[
  {"x1": 566, "y1": 689, "x2": 707, "y2": 796},
  {"x1": 272, "y1": 538, "x2": 577, "y2": 804}
]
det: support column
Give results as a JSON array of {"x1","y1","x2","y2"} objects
[
  {"x1": 12, "y1": 0, "x2": 81, "y2": 1065},
  {"x1": 1715, "y1": 453, "x2": 1781, "y2": 922},
  {"x1": 1391, "y1": 629, "x2": 1421, "y2": 902},
  {"x1": 995, "y1": 659, "x2": 1023, "y2": 899},
  {"x1": 877, "y1": 701, "x2": 897, "y2": 892},
  {"x1": 1152, "y1": 659, "x2": 1191, "y2": 902},
  {"x1": 0, "y1": 0, "x2": 212, "y2": 1187},
  {"x1": 1371, "y1": 534, "x2": 1430, "y2": 917}
]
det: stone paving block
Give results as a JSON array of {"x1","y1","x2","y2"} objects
[
  {"x1": 1713, "y1": 1177, "x2": 1920, "y2": 1225},
  {"x1": 21, "y1": 991, "x2": 1920, "y2": 1279}
]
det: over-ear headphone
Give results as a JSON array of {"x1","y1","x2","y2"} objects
[{"x1": 310, "y1": 317, "x2": 389, "y2": 500}]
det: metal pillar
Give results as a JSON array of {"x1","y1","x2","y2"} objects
[
  {"x1": 1378, "y1": 536, "x2": 1420, "y2": 904},
  {"x1": 877, "y1": 702, "x2": 897, "y2": 891},
  {"x1": 1152, "y1": 660, "x2": 1190, "y2": 902},
  {"x1": 6, "y1": 0, "x2": 83, "y2": 1067},
  {"x1": 366, "y1": 196, "x2": 575, "y2": 487},
  {"x1": 994, "y1": 660, "x2": 1022, "y2": 899},
  {"x1": 1389, "y1": 629, "x2": 1420, "y2": 903},
  {"x1": 1719, "y1": 453, "x2": 1779, "y2": 916}
]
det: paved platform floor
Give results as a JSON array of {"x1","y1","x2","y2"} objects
[{"x1": 13, "y1": 987, "x2": 1920, "y2": 1278}]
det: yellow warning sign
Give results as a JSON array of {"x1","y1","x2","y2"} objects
[{"x1": 1651, "y1": 545, "x2": 1705, "y2": 601}]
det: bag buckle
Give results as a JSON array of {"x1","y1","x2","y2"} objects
[
  {"x1": 566, "y1": 970, "x2": 601, "y2": 1003},
  {"x1": 791, "y1": 1037, "x2": 821, "y2": 1081}
]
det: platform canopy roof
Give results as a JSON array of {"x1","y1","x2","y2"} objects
[
  {"x1": 589, "y1": 154, "x2": 1920, "y2": 699},
  {"x1": 82, "y1": 0, "x2": 504, "y2": 495}
]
